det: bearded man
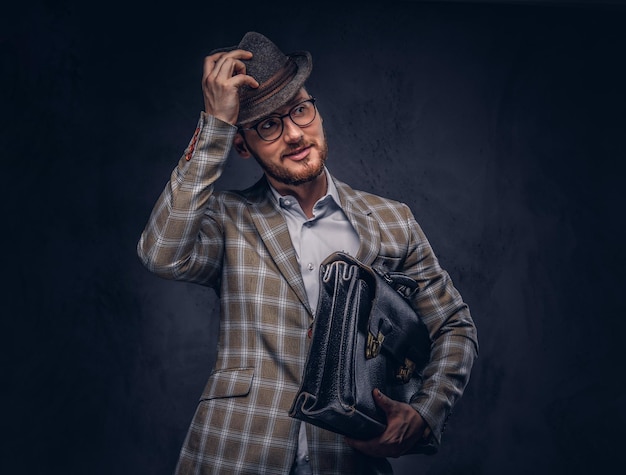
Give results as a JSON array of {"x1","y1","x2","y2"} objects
[{"x1": 138, "y1": 32, "x2": 478, "y2": 475}]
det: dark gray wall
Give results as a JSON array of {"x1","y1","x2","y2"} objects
[{"x1": 3, "y1": 1, "x2": 625, "y2": 474}]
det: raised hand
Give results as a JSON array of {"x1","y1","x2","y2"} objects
[{"x1": 202, "y1": 49, "x2": 259, "y2": 125}]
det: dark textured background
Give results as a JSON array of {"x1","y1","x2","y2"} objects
[{"x1": 3, "y1": 1, "x2": 625, "y2": 474}]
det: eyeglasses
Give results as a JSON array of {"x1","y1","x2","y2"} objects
[{"x1": 240, "y1": 98, "x2": 317, "y2": 142}]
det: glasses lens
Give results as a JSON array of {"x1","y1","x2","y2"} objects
[
  {"x1": 290, "y1": 100, "x2": 316, "y2": 126},
  {"x1": 257, "y1": 117, "x2": 283, "y2": 141}
]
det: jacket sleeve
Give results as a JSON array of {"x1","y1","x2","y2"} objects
[
  {"x1": 401, "y1": 204, "x2": 478, "y2": 446},
  {"x1": 137, "y1": 113, "x2": 237, "y2": 287}
]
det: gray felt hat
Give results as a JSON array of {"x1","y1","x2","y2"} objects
[{"x1": 211, "y1": 32, "x2": 313, "y2": 125}]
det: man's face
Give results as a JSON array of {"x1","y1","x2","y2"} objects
[{"x1": 236, "y1": 89, "x2": 328, "y2": 187}]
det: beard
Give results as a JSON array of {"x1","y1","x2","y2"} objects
[{"x1": 247, "y1": 132, "x2": 329, "y2": 187}]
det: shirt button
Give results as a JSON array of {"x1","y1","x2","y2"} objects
[
  {"x1": 305, "y1": 455, "x2": 310, "y2": 462},
  {"x1": 283, "y1": 199, "x2": 292, "y2": 206},
  {"x1": 307, "y1": 263, "x2": 314, "y2": 271}
]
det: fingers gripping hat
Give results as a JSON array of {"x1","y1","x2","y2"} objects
[{"x1": 211, "y1": 32, "x2": 313, "y2": 125}]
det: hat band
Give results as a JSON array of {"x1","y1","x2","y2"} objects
[{"x1": 240, "y1": 58, "x2": 298, "y2": 116}]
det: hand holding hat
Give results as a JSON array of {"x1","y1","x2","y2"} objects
[{"x1": 202, "y1": 50, "x2": 259, "y2": 125}]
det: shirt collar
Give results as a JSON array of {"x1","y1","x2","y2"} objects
[{"x1": 268, "y1": 167, "x2": 342, "y2": 210}]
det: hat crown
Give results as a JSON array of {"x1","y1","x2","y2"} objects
[{"x1": 238, "y1": 32, "x2": 290, "y2": 84}]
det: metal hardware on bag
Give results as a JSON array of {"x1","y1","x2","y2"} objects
[
  {"x1": 374, "y1": 268, "x2": 418, "y2": 300},
  {"x1": 395, "y1": 358, "x2": 416, "y2": 383},
  {"x1": 379, "y1": 271, "x2": 394, "y2": 285},
  {"x1": 366, "y1": 331, "x2": 385, "y2": 359},
  {"x1": 396, "y1": 285, "x2": 418, "y2": 300}
]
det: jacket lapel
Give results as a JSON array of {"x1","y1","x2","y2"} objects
[
  {"x1": 244, "y1": 177, "x2": 313, "y2": 316},
  {"x1": 334, "y1": 178, "x2": 381, "y2": 266}
]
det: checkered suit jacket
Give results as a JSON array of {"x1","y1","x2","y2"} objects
[{"x1": 138, "y1": 114, "x2": 478, "y2": 475}]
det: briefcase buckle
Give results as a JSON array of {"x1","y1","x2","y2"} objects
[
  {"x1": 366, "y1": 331, "x2": 385, "y2": 359},
  {"x1": 395, "y1": 358, "x2": 416, "y2": 383}
]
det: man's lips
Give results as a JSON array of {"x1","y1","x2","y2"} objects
[{"x1": 283, "y1": 145, "x2": 312, "y2": 161}]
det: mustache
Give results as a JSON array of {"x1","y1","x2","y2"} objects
[{"x1": 282, "y1": 139, "x2": 316, "y2": 156}]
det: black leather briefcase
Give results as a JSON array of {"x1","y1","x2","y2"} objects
[{"x1": 289, "y1": 252, "x2": 435, "y2": 452}]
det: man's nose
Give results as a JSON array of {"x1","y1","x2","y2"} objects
[{"x1": 282, "y1": 118, "x2": 303, "y2": 143}]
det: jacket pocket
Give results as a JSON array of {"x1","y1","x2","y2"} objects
[{"x1": 199, "y1": 367, "x2": 254, "y2": 401}]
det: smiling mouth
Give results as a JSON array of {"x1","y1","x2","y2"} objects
[{"x1": 283, "y1": 145, "x2": 312, "y2": 161}]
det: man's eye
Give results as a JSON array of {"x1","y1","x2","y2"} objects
[
  {"x1": 260, "y1": 119, "x2": 280, "y2": 130},
  {"x1": 292, "y1": 105, "x2": 307, "y2": 116}
]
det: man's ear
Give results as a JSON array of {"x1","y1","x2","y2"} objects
[{"x1": 233, "y1": 134, "x2": 251, "y2": 158}]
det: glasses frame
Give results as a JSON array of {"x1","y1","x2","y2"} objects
[{"x1": 239, "y1": 97, "x2": 317, "y2": 142}]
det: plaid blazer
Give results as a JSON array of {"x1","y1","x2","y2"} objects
[{"x1": 138, "y1": 115, "x2": 478, "y2": 475}]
